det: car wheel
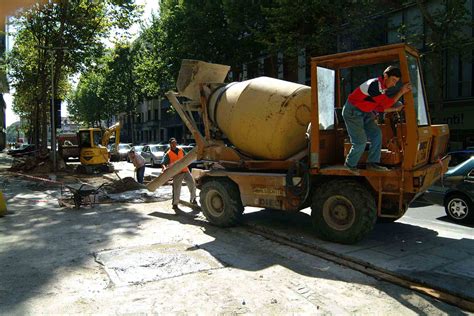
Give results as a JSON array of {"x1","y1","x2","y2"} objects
[{"x1": 444, "y1": 193, "x2": 474, "y2": 224}]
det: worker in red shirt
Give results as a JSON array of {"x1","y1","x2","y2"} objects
[
  {"x1": 343, "y1": 66, "x2": 412, "y2": 173},
  {"x1": 161, "y1": 137, "x2": 197, "y2": 212}
]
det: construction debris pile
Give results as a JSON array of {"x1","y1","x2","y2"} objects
[
  {"x1": 10, "y1": 153, "x2": 67, "y2": 173},
  {"x1": 103, "y1": 177, "x2": 146, "y2": 194}
]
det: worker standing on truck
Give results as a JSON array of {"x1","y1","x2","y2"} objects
[
  {"x1": 161, "y1": 137, "x2": 197, "y2": 212},
  {"x1": 128, "y1": 149, "x2": 146, "y2": 184},
  {"x1": 343, "y1": 66, "x2": 412, "y2": 172}
]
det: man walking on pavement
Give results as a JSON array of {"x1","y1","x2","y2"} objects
[
  {"x1": 161, "y1": 137, "x2": 197, "y2": 212},
  {"x1": 128, "y1": 149, "x2": 146, "y2": 184},
  {"x1": 343, "y1": 65, "x2": 412, "y2": 173}
]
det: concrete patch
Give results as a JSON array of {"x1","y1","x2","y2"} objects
[{"x1": 95, "y1": 243, "x2": 224, "y2": 286}]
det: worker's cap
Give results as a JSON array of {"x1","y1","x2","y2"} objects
[{"x1": 169, "y1": 137, "x2": 177, "y2": 144}]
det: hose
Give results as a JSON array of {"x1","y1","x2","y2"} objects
[{"x1": 285, "y1": 161, "x2": 311, "y2": 209}]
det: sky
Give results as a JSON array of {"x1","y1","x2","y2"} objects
[{"x1": 4, "y1": 0, "x2": 160, "y2": 128}]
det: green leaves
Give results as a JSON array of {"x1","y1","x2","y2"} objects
[{"x1": 7, "y1": 0, "x2": 140, "y2": 143}]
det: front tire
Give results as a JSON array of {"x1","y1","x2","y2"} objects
[
  {"x1": 311, "y1": 180, "x2": 377, "y2": 244},
  {"x1": 445, "y1": 193, "x2": 473, "y2": 224},
  {"x1": 200, "y1": 178, "x2": 244, "y2": 227}
]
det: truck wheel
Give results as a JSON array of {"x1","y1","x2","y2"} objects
[
  {"x1": 311, "y1": 180, "x2": 376, "y2": 244},
  {"x1": 445, "y1": 193, "x2": 473, "y2": 224},
  {"x1": 200, "y1": 178, "x2": 244, "y2": 227}
]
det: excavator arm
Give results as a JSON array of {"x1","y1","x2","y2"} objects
[{"x1": 101, "y1": 122, "x2": 121, "y2": 150}]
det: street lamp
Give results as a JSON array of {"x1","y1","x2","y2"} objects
[{"x1": 36, "y1": 45, "x2": 67, "y2": 171}]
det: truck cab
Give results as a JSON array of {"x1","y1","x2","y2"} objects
[{"x1": 310, "y1": 44, "x2": 449, "y2": 222}]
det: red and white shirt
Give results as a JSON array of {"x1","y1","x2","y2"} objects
[{"x1": 347, "y1": 76, "x2": 396, "y2": 113}]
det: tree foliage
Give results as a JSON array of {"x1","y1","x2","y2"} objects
[
  {"x1": 68, "y1": 42, "x2": 138, "y2": 126},
  {"x1": 7, "y1": 0, "x2": 139, "y2": 147}
]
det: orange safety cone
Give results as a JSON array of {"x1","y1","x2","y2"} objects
[{"x1": 0, "y1": 191, "x2": 6, "y2": 216}]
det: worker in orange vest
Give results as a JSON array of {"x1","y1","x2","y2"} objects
[{"x1": 161, "y1": 137, "x2": 197, "y2": 212}]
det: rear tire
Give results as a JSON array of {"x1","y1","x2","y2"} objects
[
  {"x1": 445, "y1": 193, "x2": 473, "y2": 224},
  {"x1": 200, "y1": 178, "x2": 244, "y2": 227},
  {"x1": 311, "y1": 180, "x2": 376, "y2": 244}
]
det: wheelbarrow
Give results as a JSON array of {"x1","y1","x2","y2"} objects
[{"x1": 62, "y1": 183, "x2": 106, "y2": 209}]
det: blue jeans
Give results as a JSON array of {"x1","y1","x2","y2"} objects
[
  {"x1": 136, "y1": 166, "x2": 145, "y2": 184},
  {"x1": 342, "y1": 101, "x2": 382, "y2": 167}
]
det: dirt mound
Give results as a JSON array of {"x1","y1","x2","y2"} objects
[
  {"x1": 10, "y1": 151, "x2": 68, "y2": 174},
  {"x1": 104, "y1": 177, "x2": 146, "y2": 194}
]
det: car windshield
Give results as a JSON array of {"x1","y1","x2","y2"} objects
[
  {"x1": 134, "y1": 146, "x2": 143, "y2": 152},
  {"x1": 150, "y1": 145, "x2": 168, "y2": 153},
  {"x1": 119, "y1": 144, "x2": 131, "y2": 150},
  {"x1": 446, "y1": 157, "x2": 474, "y2": 176}
]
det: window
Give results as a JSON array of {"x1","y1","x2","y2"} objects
[
  {"x1": 446, "y1": 51, "x2": 473, "y2": 99},
  {"x1": 407, "y1": 54, "x2": 429, "y2": 126},
  {"x1": 93, "y1": 131, "x2": 102, "y2": 146},
  {"x1": 317, "y1": 67, "x2": 335, "y2": 130}
]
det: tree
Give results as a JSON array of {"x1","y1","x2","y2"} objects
[
  {"x1": 68, "y1": 41, "x2": 139, "y2": 128},
  {"x1": 133, "y1": 0, "x2": 267, "y2": 98},
  {"x1": 7, "y1": 0, "x2": 139, "y2": 149},
  {"x1": 410, "y1": 0, "x2": 474, "y2": 112}
]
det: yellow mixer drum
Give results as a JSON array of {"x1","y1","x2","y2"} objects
[{"x1": 208, "y1": 77, "x2": 311, "y2": 160}]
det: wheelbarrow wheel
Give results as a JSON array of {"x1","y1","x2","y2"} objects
[{"x1": 73, "y1": 194, "x2": 82, "y2": 209}]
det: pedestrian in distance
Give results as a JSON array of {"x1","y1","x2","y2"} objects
[
  {"x1": 128, "y1": 149, "x2": 146, "y2": 184},
  {"x1": 343, "y1": 65, "x2": 412, "y2": 173},
  {"x1": 161, "y1": 137, "x2": 197, "y2": 212}
]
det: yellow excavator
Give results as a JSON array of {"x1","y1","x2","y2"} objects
[{"x1": 76, "y1": 123, "x2": 120, "y2": 174}]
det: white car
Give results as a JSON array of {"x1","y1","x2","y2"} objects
[{"x1": 141, "y1": 144, "x2": 169, "y2": 167}]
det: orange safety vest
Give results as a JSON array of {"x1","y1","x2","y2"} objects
[{"x1": 167, "y1": 148, "x2": 189, "y2": 173}]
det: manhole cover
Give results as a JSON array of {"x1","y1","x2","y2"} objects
[{"x1": 95, "y1": 243, "x2": 223, "y2": 286}]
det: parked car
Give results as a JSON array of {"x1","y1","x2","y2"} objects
[
  {"x1": 7, "y1": 144, "x2": 37, "y2": 157},
  {"x1": 141, "y1": 144, "x2": 169, "y2": 167},
  {"x1": 132, "y1": 145, "x2": 144, "y2": 154},
  {"x1": 110, "y1": 143, "x2": 132, "y2": 161},
  {"x1": 127, "y1": 145, "x2": 144, "y2": 162},
  {"x1": 446, "y1": 150, "x2": 474, "y2": 167},
  {"x1": 423, "y1": 157, "x2": 474, "y2": 224}
]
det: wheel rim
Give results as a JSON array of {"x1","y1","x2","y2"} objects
[
  {"x1": 447, "y1": 198, "x2": 468, "y2": 219},
  {"x1": 205, "y1": 189, "x2": 225, "y2": 217},
  {"x1": 322, "y1": 195, "x2": 356, "y2": 231}
]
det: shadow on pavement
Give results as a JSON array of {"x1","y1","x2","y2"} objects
[
  {"x1": 148, "y1": 208, "x2": 470, "y2": 314},
  {"x1": 0, "y1": 175, "x2": 153, "y2": 314}
]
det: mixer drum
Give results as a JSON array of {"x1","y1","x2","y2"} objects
[{"x1": 208, "y1": 77, "x2": 311, "y2": 160}]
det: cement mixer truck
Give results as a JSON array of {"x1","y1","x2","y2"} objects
[{"x1": 148, "y1": 44, "x2": 450, "y2": 244}]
